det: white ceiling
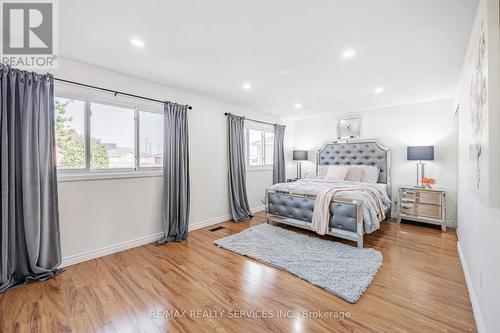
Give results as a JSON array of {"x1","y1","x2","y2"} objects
[{"x1": 59, "y1": 0, "x2": 478, "y2": 118}]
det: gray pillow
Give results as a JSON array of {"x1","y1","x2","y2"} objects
[{"x1": 359, "y1": 165, "x2": 379, "y2": 183}]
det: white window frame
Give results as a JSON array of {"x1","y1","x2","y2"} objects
[
  {"x1": 55, "y1": 83, "x2": 164, "y2": 181},
  {"x1": 244, "y1": 123, "x2": 274, "y2": 172}
]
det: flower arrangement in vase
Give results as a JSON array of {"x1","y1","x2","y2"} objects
[{"x1": 421, "y1": 177, "x2": 437, "y2": 189}]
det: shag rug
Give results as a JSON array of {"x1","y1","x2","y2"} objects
[{"x1": 214, "y1": 223, "x2": 382, "y2": 303}]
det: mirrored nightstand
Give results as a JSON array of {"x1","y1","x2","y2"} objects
[{"x1": 397, "y1": 186, "x2": 447, "y2": 231}]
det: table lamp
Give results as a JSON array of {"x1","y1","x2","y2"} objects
[
  {"x1": 293, "y1": 150, "x2": 308, "y2": 179},
  {"x1": 407, "y1": 146, "x2": 434, "y2": 186}
]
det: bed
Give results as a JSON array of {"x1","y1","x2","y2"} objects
[{"x1": 265, "y1": 139, "x2": 391, "y2": 248}]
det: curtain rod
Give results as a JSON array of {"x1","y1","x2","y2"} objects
[
  {"x1": 54, "y1": 78, "x2": 193, "y2": 110},
  {"x1": 224, "y1": 113, "x2": 284, "y2": 127}
]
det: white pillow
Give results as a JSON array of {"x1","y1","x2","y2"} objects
[
  {"x1": 358, "y1": 165, "x2": 380, "y2": 183},
  {"x1": 317, "y1": 165, "x2": 330, "y2": 179},
  {"x1": 317, "y1": 165, "x2": 343, "y2": 179},
  {"x1": 324, "y1": 165, "x2": 350, "y2": 181}
]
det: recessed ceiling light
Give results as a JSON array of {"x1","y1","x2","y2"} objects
[
  {"x1": 342, "y1": 49, "x2": 356, "y2": 59},
  {"x1": 281, "y1": 69, "x2": 292, "y2": 75},
  {"x1": 242, "y1": 83, "x2": 252, "y2": 90},
  {"x1": 294, "y1": 103, "x2": 302, "y2": 109},
  {"x1": 374, "y1": 87, "x2": 384, "y2": 94},
  {"x1": 130, "y1": 39, "x2": 145, "y2": 48}
]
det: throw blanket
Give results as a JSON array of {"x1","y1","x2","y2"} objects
[{"x1": 311, "y1": 184, "x2": 387, "y2": 235}]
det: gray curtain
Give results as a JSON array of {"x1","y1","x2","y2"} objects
[
  {"x1": 157, "y1": 102, "x2": 190, "y2": 244},
  {"x1": 227, "y1": 114, "x2": 253, "y2": 222},
  {"x1": 0, "y1": 64, "x2": 62, "y2": 292},
  {"x1": 273, "y1": 124, "x2": 286, "y2": 184}
]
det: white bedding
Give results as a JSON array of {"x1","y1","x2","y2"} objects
[{"x1": 269, "y1": 179, "x2": 391, "y2": 234}]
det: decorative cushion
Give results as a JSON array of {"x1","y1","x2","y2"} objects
[
  {"x1": 345, "y1": 166, "x2": 364, "y2": 182},
  {"x1": 358, "y1": 165, "x2": 380, "y2": 183},
  {"x1": 317, "y1": 165, "x2": 330, "y2": 179},
  {"x1": 324, "y1": 165, "x2": 350, "y2": 181}
]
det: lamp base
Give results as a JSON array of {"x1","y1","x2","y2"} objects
[
  {"x1": 296, "y1": 162, "x2": 302, "y2": 179},
  {"x1": 415, "y1": 161, "x2": 426, "y2": 186}
]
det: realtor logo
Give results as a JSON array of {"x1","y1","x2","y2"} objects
[{"x1": 1, "y1": 0, "x2": 57, "y2": 69}]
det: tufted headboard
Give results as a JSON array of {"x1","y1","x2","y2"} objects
[{"x1": 316, "y1": 139, "x2": 391, "y2": 185}]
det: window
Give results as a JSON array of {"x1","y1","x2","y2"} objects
[
  {"x1": 139, "y1": 111, "x2": 163, "y2": 168},
  {"x1": 55, "y1": 97, "x2": 86, "y2": 169},
  {"x1": 248, "y1": 128, "x2": 263, "y2": 166},
  {"x1": 245, "y1": 125, "x2": 274, "y2": 169},
  {"x1": 264, "y1": 131, "x2": 274, "y2": 165},
  {"x1": 90, "y1": 102, "x2": 136, "y2": 169},
  {"x1": 55, "y1": 86, "x2": 164, "y2": 178}
]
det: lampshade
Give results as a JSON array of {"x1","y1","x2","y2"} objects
[
  {"x1": 407, "y1": 146, "x2": 434, "y2": 161},
  {"x1": 293, "y1": 150, "x2": 308, "y2": 161}
]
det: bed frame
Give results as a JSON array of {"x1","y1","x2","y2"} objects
[{"x1": 265, "y1": 139, "x2": 391, "y2": 248}]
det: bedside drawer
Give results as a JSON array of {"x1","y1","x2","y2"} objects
[
  {"x1": 401, "y1": 190, "x2": 416, "y2": 202},
  {"x1": 401, "y1": 204, "x2": 415, "y2": 215},
  {"x1": 416, "y1": 204, "x2": 442, "y2": 219},
  {"x1": 417, "y1": 192, "x2": 442, "y2": 205}
]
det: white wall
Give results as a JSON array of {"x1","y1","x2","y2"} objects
[
  {"x1": 285, "y1": 99, "x2": 458, "y2": 222},
  {"x1": 455, "y1": 0, "x2": 500, "y2": 331},
  {"x1": 50, "y1": 58, "x2": 278, "y2": 265}
]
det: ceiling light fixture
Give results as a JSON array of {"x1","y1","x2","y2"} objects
[
  {"x1": 281, "y1": 69, "x2": 292, "y2": 75},
  {"x1": 294, "y1": 103, "x2": 302, "y2": 109},
  {"x1": 242, "y1": 83, "x2": 252, "y2": 90},
  {"x1": 342, "y1": 49, "x2": 356, "y2": 59},
  {"x1": 374, "y1": 87, "x2": 384, "y2": 94},
  {"x1": 130, "y1": 39, "x2": 145, "y2": 48}
]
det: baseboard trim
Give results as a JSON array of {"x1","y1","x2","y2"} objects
[
  {"x1": 61, "y1": 205, "x2": 267, "y2": 268},
  {"x1": 446, "y1": 220, "x2": 457, "y2": 228},
  {"x1": 189, "y1": 214, "x2": 232, "y2": 232},
  {"x1": 188, "y1": 205, "x2": 266, "y2": 232},
  {"x1": 251, "y1": 205, "x2": 266, "y2": 214},
  {"x1": 457, "y1": 241, "x2": 485, "y2": 332},
  {"x1": 61, "y1": 232, "x2": 164, "y2": 267}
]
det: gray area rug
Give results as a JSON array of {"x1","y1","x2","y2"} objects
[{"x1": 214, "y1": 223, "x2": 382, "y2": 303}]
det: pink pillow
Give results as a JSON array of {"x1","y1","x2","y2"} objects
[{"x1": 345, "y1": 166, "x2": 364, "y2": 182}]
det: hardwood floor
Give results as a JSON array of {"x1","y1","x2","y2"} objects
[{"x1": 0, "y1": 212, "x2": 476, "y2": 332}]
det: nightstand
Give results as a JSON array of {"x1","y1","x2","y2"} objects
[{"x1": 397, "y1": 186, "x2": 447, "y2": 231}]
